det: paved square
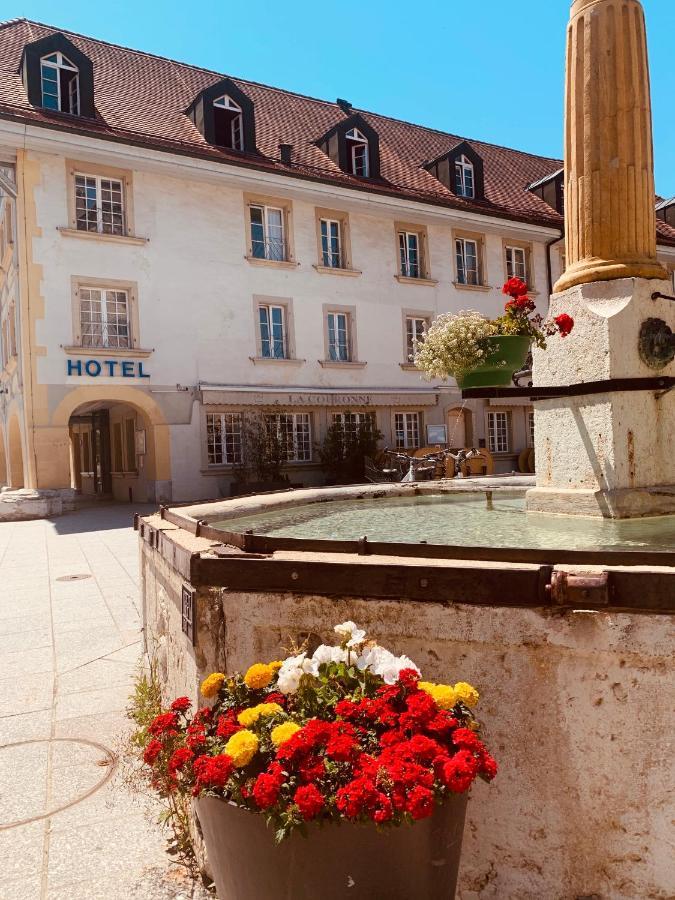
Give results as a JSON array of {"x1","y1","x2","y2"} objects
[{"x1": 0, "y1": 504, "x2": 210, "y2": 899}]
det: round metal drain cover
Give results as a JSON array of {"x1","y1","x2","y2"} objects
[{"x1": 55, "y1": 573, "x2": 92, "y2": 582}]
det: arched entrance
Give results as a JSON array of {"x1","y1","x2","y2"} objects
[
  {"x1": 52, "y1": 388, "x2": 172, "y2": 504},
  {"x1": 7, "y1": 414, "x2": 24, "y2": 488},
  {"x1": 447, "y1": 407, "x2": 473, "y2": 450}
]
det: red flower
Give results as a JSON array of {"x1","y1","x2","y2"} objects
[
  {"x1": 371, "y1": 793, "x2": 394, "y2": 824},
  {"x1": 479, "y1": 751, "x2": 498, "y2": 780},
  {"x1": 336, "y1": 776, "x2": 379, "y2": 819},
  {"x1": 555, "y1": 313, "x2": 574, "y2": 336},
  {"x1": 170, "y1": 697, "x2": 192, "y2": 713},
  {"x1": 216, "y1": 710, "x2": 241, "y2": 741},
  {"x1": 397, "y1": 668, "x2": 420, "y2": 691},
  {"x1": 167, "y1": 747, "x2": 193, "y2": 776},
  {"x1": 253, "y1": 764, "x2": 285, "y2": 810},
  {"x1": 452, "y1": 728, "x2": 484, "y2": 753},
  {"x1": 264, "y1": 692, "x2": 286, "y2": 707},
  {"x1": 294, "y1": 784, "x2": 325, "y2": 820},
  {"x1": 502, "y1": 277, "x2": 529, "y2": 299},
  {"x1": 193, "y1": 754, "x2": 234, "y2": 792},
  {"x1": 399, "y1": 691, "x2": 437, "y2": 730},
  {"x1": 435, "y1": 749, "x2": 479, "y2": 793},
  {"x1": 406, "y1": 785, "x2": 435, "y2": 820},
  {"x1": 143, "y1": 738, "x2": 163, "y2": 766},
  {"x1": 297, "y1": 754, "x2": 326, "y2": 784},
  {"x1": 148, "y1": 711, "x2": 179, "y2": 737},
  {"x1": 325, "y1": 722, "x2": 359, "y2": 762}
]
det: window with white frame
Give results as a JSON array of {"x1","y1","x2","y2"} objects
[
  {"x1": 528, "y1": 410, "x2": 535, "y2": 447},
  {"x1": 258, "y1": 304, "x2": 287, "y2": 359},
  {"x1": 332, "y1": 411, "x2": 376, "y2": 440},
  {"x1": 455, "y1": 155, "x2": 475, "y2": 198},
  {"x1": 505, "y1": 245, "x2": 527, "y2": 282},
  {"x1": 327, "y1": 311, "x2": 351, "y2": 361},
  {"x1": 206, "y1": 412, "x2": 243, "y2": 466},
  {"x1": 79, "y1": 287, "x2": 130, "y2": 349},
  {"x1": 265, "y1": 412, "x2": 312, "y2": 462},
  {"x1": 320, "y1": 218, "x2": 342, "y2": 268},
  {"x1": 455, "y1": 238, "x2": 480, "y2": 285},
  {"x1": 213, "y1": 95, "x2": 243, "y2": 150},
  {"x1": 398, "y1": 231, "x2": 421, "y2": 278},
  {"x1": 406, "y1": 316, "x2": 427, "y2": 361},
  {"x1": 346, "y1": 128, "x2": 369, "y2": 177},
  {"x1": 250, "y1": 205, "x2": 286, "y2": 261},
  {"x1": 394, "y1": 412, "x2": 421, "y2": 449},
  {"x1": 487, "y1": 411, "x2": 510, "y2": 453},
  {"x1": 75, "y1": 174, "x2": 125, "y2": 235},
  {"x1": 40, "y1": 52, "x2": 79, "y2": 114}
]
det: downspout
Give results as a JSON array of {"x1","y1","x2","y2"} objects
[{"x1": 545, "y1": 229, "x2": 564, "y2": 298}]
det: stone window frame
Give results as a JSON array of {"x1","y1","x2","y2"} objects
[
  {"x1": 392, "y1": 409, "x2": 423, "y2": 449},
  {"x1": 502, "y1": 238, "x2": 536, "y2": 292},
  {"x1": 400, "y1": 308, "x2": 433, "y2": 369},
  {"x1": 319, "y1": 303, "x2": 366, "y2": 369},
  {"x1": 68, "y1": 275, "x2": 144, "y2": 355},
  {"x1": 62, "y1": 159, "x2": 142, "y2": 243},
  {"x1": 313, "y1": 207, "x2": 360, "y2": 275},
  {"x1": 485, "y1": 409, "x2": 512, "y2": 455},
  {"x1": 250, "y1": 294, "x2": 304, "y2": 365},
  {"x1": 244, "y1": 192, "x2": 298, "y2": 269},
  {"x1": 452, "y1": 228, "x2": 490, "y2": 291},
  {"x1": 393, "y1": 222, "x2": 437, "y2": 285}
]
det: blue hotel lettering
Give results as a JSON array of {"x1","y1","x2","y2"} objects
[{"x1": 67, "y1": 359, "x2": 150, "y2": 378}]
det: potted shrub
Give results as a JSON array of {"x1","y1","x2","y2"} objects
[
  {"x1": 414, "y1": 278, "x2": 574, "y2": 389},
  {"x1": 230, "y1": 413, "x2": 294, "y2": 496},
  {"x1": 141, "y1": 622, "x2": 497, "y2": 900},
  {"x1": 317, "y1": 415, "x2": 383, "y2": 484}
]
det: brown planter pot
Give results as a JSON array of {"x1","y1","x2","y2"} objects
[{"x1": 195, "y1": 794, "x2": 468, "y2": 900}]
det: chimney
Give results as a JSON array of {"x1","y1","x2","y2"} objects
[
  {"x1": 336, "y1": 98, "x2": 352, "y2": 114},
  {"x1": 279, "y1": 143, "x2": 293, "y2": 165}
]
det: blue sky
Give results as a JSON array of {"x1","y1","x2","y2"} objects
[{"x1": 5, "y1": 0, "x2": 674, "y2": 196}]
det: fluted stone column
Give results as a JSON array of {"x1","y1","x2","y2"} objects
[
  {"x1": 526, "y1": 0, "x2": 675, "y2": 519},
  {"x1": 555, "y1": 0, "x2": 668, "y2": 292}
]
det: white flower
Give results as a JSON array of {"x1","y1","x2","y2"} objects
[
  {"x1": 276, "y1": 652, "x2": 313, "y2": 694},
  {"x1": 334, "y1": 621, "x2": 367, "y2": 648},
  {"x1": 356, "y1": 646, "x2": 420, "y2": 684},
  {"x1": 307, "y1": 644, "x2": 348, "y2": 675}
]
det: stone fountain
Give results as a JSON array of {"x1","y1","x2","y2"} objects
[{"x1": 526, "y1": 0, "x2": 675, "y2": 518}]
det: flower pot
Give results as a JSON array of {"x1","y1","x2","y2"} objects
[
  {"x1": 457, "y1": 335, "x2": 531, "y2": 389},
  {"x1": 195, "y1": 794, "x2": 468, "y2": 900}
]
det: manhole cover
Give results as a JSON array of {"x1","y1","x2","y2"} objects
[{"x1": 55, "y1": 573, "x2": 92, "y2": 582}]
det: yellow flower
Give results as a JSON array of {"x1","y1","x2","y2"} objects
[
  {"x1": 454, "y1": 682, "x2": 479, "y2": 708},
  {"x1": 237, "y1": 702, "x2": 284, "y2": 727},
  {"x1": 419, "y1": 681, "x2": 456, "y2": 710},
  {"x1": 244, "y1": 663, "x2": 274, "y2": 690},
  {"x1": 269, "y1": 660, "x2": 284, "y2": 671},
  {"x1": 200, "y1": 672, "x2": 226, "y2": 699},
  {"x1": 270, "y1": 721, "x2": 301, "y2": 747},
  {"x1": 224, "y1": 729, "x2": 259, "y2": 767}
]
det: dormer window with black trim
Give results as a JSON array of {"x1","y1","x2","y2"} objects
[
  {"x1": 424, "y1": 141, "x2": 485, "y2": 201},
  {"x1": 21, "y1": 33, "x2": 95, "y2": 118},
  {"x1": 213, "y1": 95, "x2": 243, "y2": 151},
  {"x1": 188, "y1": 79, "x2": 256, "y2": 153},
  {"x1": 346, "y1": 127, "x2": 369, "y2": 177},
  {"x1": 317, "y1": 114, "x2": 381, "y2": 180},
  {"x1": 40, "y1": 51, "x2": 79, "y2": 114},
  {"x1": 528, "y1": 169, "x2": 564, "y2": 215},
  {"x1": 454, "y1": 155, "x2": 474, "y2": 198}
]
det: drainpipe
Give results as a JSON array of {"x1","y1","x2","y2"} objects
[{"x1": 545, "y1": 230, "x2": 564, "y2": 298}]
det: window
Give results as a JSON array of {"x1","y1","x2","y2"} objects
[
  {"x1": 406, "y1": 316, "x2": 427, "y2": 361},
  {"x1": 258, "y1": 304, "x2": 287, "y2": 359},
  {"x1": 320, "y1": 218, "x2": 342, "y2": 268},
  {"x1": 456, "y1": 238, "x2": 480, "y2": 285},
  {"x1": 213, "y1": 95, "x2": 243, "y2": 150},
  {"x1": 206, "y1": 413, "x2": 243, "y2": 466},
  {"x1": 250, "y1": 205, "x2": 285, "y2": 261},
  {"x1": 265, "y1": 413, "x2": 311, "y2": 462},
  {"x1": 487, "y1": 411, "x2": 510, "y2": 453},
  {"x1": 327, "y1": 311, "x2": 350, "y2": 362},
  {"x1": 505, "y1": 245, "x2": 527, "y2": 282},
  {"x1": 455, "y1": 155, "x2": 475, "y2": 198},
  {"x1": 332, "y1": 411, "x2": 376, "y2": 439},
  {"x1": 398, "y1": 231, "x2": 420, "y2": 278},
  {"x1": 40, "y1": 52, "x2": 79, "y2": 114},
  {"x1": 75, "y1": 174, "x2": 125, "y2": 235},
  {"x1": 395, "y1": 412, "x2": 421, "y2": 449},
  {"x1": 346, "y1": 128, "x2": 369, "y2": 177},
  {"x1": 528, "y1": 410, "x2": 535, "y2": 448},
  {"x1": 79, "y1": 287, "x2": 130, "y2": 349}
]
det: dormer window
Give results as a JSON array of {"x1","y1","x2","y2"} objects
[
  {"x1": 317, "y1": 114, "x2": 381, "y2": 180},
  {"x1": 346, "y1": 128, "x2": 369, "y2": 177},
  {"x1": 213, "y1": 95, "x2": 243, "y2": 151},
  {"x1": 455, "y1": 155, "x2": 474, "y2": 198},
  {"x1": 22, "y1": 34, "x2": 94, "y2": 118},
  {"x1": 188, "y1": 78, "x2": 256, "y2": 153}
]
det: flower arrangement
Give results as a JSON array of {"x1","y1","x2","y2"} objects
[
  {"x1": 141, "y1": 622, "x2": 496, "y2": 842},
  {"x1": 414, "y1": 277, "x2": 574, "y2": 382}
]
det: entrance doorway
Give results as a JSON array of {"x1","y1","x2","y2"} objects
[
  {"x1": 447, "y1": 407, "x2": 473, "y2": 450},
  {"x1": 70, "y1": 410, "x2": 112, "y2": 495}
]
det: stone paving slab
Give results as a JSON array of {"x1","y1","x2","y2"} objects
[{"x1": 0, "y1": 503, "x2": 212, "y2": 900}]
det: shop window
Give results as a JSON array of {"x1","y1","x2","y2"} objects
[
  {"x1": 206, "y1": 413, "x2": 243, "y2": 466},
  {"x1": 264, "y1": 413, "x2": 311, "y2": 462},
  {"x1": 394, "y1": 412, "x2": 421, "y2": 449},
  {"x1": 487, "y1": 411, "x2": 510, "y2": 453},
  {"x1": 332, "y1": 411, "x2": 376, "y2": 439}
]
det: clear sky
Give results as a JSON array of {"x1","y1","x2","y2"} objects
[{"x1": 4, "y1": 0, "x2": 674, "y2": 196}]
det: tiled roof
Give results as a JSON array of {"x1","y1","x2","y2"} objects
[{"x1": 1, "y1": 18, "x2": 675, "y2": 245}]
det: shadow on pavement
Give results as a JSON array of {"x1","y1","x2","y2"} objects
[{"x1": 47, "y1": 502, "x2": 159, "y2": 535}]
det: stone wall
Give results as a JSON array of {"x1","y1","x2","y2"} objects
[{"x1": 140, "y1": 533, "x2": 674, "y2": 900}]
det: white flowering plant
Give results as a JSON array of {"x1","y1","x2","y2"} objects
[{"x1": 140, "y1": 622, "x2": 496, "y2": 841}]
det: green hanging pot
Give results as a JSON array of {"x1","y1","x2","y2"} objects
[{"x1": 456, "y1": 335, "x2": 531, "y2": 389}]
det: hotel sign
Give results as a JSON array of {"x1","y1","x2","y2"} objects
[{"x1": 67, "y1": 359, "x2": 150, "y2": 378}]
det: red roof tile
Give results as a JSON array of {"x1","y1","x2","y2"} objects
[{"x1": 1, "y1": 18, "x2": 674, "y2": 245}]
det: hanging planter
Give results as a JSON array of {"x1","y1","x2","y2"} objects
[
  {"x1": 456, "y1": 335, "x2": 531, "y2": 389},
  {"x1": 413, "y1": 278, "x2": 574, "y2": 389}
]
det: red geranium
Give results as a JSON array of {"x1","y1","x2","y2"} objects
[
  {"x1": 170, "y1": 696, "x2": 192, "y2": 713},
  {"x1": 555, "y1": 313, "x2": 574, "y2": 336},
  {"x1": 294, "y1": 784, "x2": 325, "y2": 820},
  {"x1": 167, "y1": 747, "x2": 193, "y2": 776},
  {"x1": 253, "y1": 764, "x2": 285, "y2": 810},
  {"x1": 148, "y1": 711, "x2": 179, "y2": 737},
  {"x1": 143, "y1": 738, "x2": 163, "y2": 766},
  {"x1": 193, "y1": 754, "x2": 234, "y2": 792},
  {"x1": 502, "y1": 276, "x2": 529, "y2": 299},
  {"x1": 405, "y1": 785, "x2": 435, "y2": 820}
]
